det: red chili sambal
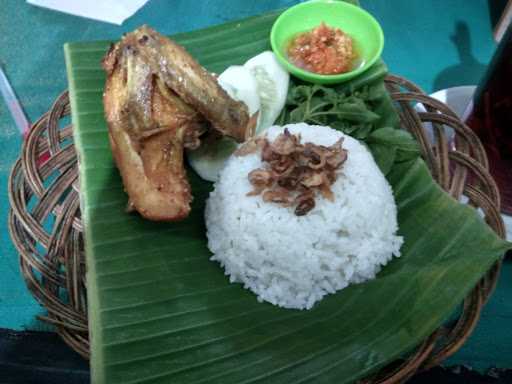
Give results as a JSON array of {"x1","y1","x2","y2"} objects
[{"x1": 287, "y1": 22, "x2": 356, "y2": 75}]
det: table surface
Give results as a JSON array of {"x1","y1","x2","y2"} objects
[{"x1": 0, "y1": 0, "x2": 510, "y2": 373}]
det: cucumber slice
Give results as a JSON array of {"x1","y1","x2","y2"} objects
[
  {"x1": 187, "y1": 135, "x2": 238, "y2": 182},
  {"x1": 187, "y1": 53, "x2": 290, "y2": 182},
  {"x1": 187, "y1": 65, "x2": 260, "y2": 182},
  {"x1": 217, "y1": 65, "x2": 261, "y2": 117},
  {"x1": 244, "y1": 51, "x2": 289, "y2": 133}
]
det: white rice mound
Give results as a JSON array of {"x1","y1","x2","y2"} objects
[{"x1": 205, "y1": 123, "x2": 403, "y2": 310}]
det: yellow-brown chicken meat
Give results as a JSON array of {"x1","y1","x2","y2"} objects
[{"x1": 102, "y1": 26, "x2": 251, "y2": 221}]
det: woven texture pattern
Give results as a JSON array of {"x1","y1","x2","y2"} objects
[{"x1": 8, "y1": 76, "x2": 505, "y2": 381}]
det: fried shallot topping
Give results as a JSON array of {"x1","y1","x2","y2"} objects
[{"x1": 243, "y1": 129, "x2": 348, "y2": 216}]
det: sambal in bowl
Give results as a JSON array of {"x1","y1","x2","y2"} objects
[{"x1": 270, "y1": 0, "x2": 384, "y2": 84}]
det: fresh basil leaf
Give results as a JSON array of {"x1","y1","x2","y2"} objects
[
  {"x1": 366, "y1": 84, "x2": 387, "y2": 101},
  {"x1": 289, "y1": 103, "x2": 308, "y2": 123},
  {"x1": 335, "y1": 103, "x2": 380, "y2": 123},
  {"x1": 275, "y1": 108, "x2": 288, "y2": 126},
  {"x1": 352, "y1": 123, "x2": 374, "y2": 139},
  {"x1": 312, "y1": 85, "x2": 339, "y2": 102},
  {"x1": 309, "y1": 96, "x2": 333, "y2": 113},
  {"x1": 287, "y1": 85, "x2": 312, "y2": 106},
  {"x1": 330, "y1": 120, "x2": 357, "y2": 134}
]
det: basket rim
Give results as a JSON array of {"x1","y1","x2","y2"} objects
[{"x1": 7, "y1": 76, "x2": 506, "y2": 382}]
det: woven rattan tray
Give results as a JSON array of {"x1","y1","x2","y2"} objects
[{"x1": 8, "y1": 75, "x2": 506, "y2": 383}]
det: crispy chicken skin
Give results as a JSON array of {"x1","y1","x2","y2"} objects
[{"x1": 102, "y1": 25, "x2": 251, "y2": 221}]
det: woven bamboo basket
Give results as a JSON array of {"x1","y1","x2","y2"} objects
[{"x1": 7, "y1": 75, "x2": 506, "y2": 383}]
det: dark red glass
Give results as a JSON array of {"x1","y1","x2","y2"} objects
[{"x1": 464, "y1": 24, "x2": 512, "y2": 215}]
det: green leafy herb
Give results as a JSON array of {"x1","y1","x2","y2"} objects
[{"x1": 278, "y1": 74, "x2": 420, "y2": 174}]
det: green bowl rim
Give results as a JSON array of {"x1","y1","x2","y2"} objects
[{"x1": 270, "y1": 0, "x2": 385, "y2": 83}]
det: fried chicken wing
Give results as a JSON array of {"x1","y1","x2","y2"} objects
[{"x1": 102, "y1": 26, "x2": 250, "y2": 221}]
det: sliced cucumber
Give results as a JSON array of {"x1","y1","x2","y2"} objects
[
  {"x1": 217, "y1": 65, "x2": 261, "y2": 119},
  {"x1": 187, "y1": 65, "x2": 260, "y2": 182},
  {"x1": 187, "y1": 54, "x2": 290, "y2": 182},
  {"x1": 244, "y1": 51, "x2": 289, "y2": 133},
  {"x1": 187, "y1": 135, "x2": 238, "y2": 182}
]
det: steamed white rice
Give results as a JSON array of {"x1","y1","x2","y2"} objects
[{"x1": 205, "y1": 123, "x2": 403, "y2": 310}]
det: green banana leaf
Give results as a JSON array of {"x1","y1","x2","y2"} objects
[{"x1": 64, "y1": 10, "x2": 511, "y2": 384}]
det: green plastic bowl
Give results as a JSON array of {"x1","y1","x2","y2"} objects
[{"x1": 270, "y1": 0, "x2": 384, "y2": 84}]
